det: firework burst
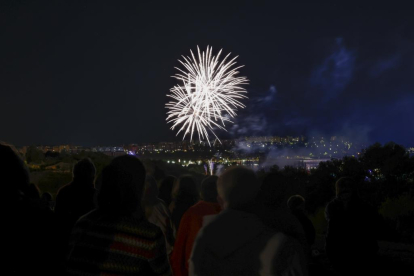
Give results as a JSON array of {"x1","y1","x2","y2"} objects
[{"x1": 166, "y1": 46, "x2": 248, "y2": 145}]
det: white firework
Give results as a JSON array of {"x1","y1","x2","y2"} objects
[{"x1": 166, "y1": 46, "x2": 248, "y2": 145}]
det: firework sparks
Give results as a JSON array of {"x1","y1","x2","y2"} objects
[
  {"x1": 208, "y1": 159, "x2": 214, "y2": 175},
  {"x1": 166, "y1": 46, "x2": 248, "y2": 145}
]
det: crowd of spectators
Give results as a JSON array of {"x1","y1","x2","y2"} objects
[{"x1": 2, "y1": 141, "x2": 384, "y2": 275}]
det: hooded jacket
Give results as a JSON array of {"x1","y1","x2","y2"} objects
[{"x1": 189, "y1": 209, "x2": 307, "y2": 276}]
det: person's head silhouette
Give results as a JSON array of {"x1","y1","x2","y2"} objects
[
  {"x1": 72, "y1": 158, "x2": 96, "y2": 184},
  {"x1": 200, "y1": 175, "x2": 219, "y2": 202},
  {"x1": 217, "y1": 166, "x2": 259, "y2": 209},
  {"x1": 98, "y1": 155, "x2": 146, "y2": 215},
  {"x1": 0, "y1": 143, "x2": 30, "y2": 199}
]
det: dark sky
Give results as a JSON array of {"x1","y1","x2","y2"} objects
[{"x1": 1, "y1": 1, "x2": 413, "y2": 147}]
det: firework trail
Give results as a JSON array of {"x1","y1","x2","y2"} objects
[
  {"x1": 208, "y1": 159, "x2": 214, "y2": 175},
  {"x1": 166, "y1": 46, "x2": 248, "y2": 146}
]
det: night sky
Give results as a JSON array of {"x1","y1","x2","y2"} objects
[{"x1": 1, "y1": 1, "x2": 413, "y2": 147}]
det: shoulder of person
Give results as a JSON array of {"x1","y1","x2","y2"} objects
[
  {"x1": 74, "y1": 209, "x2": 99, "y2": 226},
  {"x1": 260, "y1": 232, "x2": 307, "y2": 276},
  {"x1": 325, "y1": 199, "x2": 343, "y2": 220},
  {"x1": 56, "y1": 183, "x2": 71, "y2": 196}
]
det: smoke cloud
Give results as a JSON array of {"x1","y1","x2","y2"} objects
[{"x1": 221, "y1": 36, "x2": 413, "y2": 161}]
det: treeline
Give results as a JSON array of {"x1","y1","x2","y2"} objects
[
  {"x1": 255, "y1": 142, "x2": 414, "y2": 241},
  {"x1": 26, "y1": 142, "x2": 414, "y2": 210},
  {"x1": 26, "y1": 142, "x2": 414, "y2": 241}
]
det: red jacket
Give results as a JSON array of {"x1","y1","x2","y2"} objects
[{"x1": 171, "y1": 201, "x2": 221, "y2": 276}]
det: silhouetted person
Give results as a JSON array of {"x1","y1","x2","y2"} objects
[
  {"x1": 26, "y1": 182, "x2": 41, "y2": 199},
  {"x1": 325, "y1": 177, "x2": 379, "y2": 275},
  {"x1": 159, "y1": 175, "x2": 176, "y2": 207},
  {"x1": 55, "y1": 158, "x2": 97, "y2": 222},
  {"x1": 143, "y1": 175, "x2": 175, "y2": 255},
  {"x1": 66, "y1": 155, "x2": 171, "y2": 275},
  {"x1": 288, "y1": 195, "x2": 316, "y2": 248},
  {"x1": 2, "y1": 143, "x2": 59, "y2": 275},
  {"x1": 288, "y1": 195, "x2": 331, "y2": 276},
  {"x1": 190, "y1": 167, "x2": 307, "y2": 276},
  {"x1": 258, "y1": 173, "x2": 308, "y2": 253},
  {"x1": 171, "y1": 175, "x2": 222, "y2": 276},
  {"x1": 153, "y1": 165, "x2": 167, "y2": 184},
  {"x1": 41, "y1": 191, "x2": 55, "y2": 210},
  {"x1": 169, "y1": 175, "x2": 199, "y2": 232},
  {"x1": 55, "y1": 158, "x2": 97, "y2": 262}
]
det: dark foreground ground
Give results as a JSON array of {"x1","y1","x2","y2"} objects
[{"x1": 310, "y1": 234, "x2": 414, "y2": 275}]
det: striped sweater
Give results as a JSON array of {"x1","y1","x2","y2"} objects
[{"x1": 66, "y1": 209, "x2": 171, "y2": 275}]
